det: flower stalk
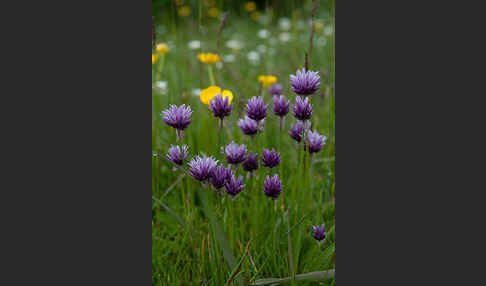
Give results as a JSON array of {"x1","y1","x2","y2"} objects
[{"x1": 207, "y1": 65, "x2": 216, "y2": 86}]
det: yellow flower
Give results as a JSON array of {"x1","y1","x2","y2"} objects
[
  {"x1": 178, "y1": 6, "x2": 191, "y2": 17},
  {"x1": 156, "y1": 43, "x2": 169, "y2": 54},
  {"x1": 152, "y1": 54, "x2": 159, "y2": 65},
  {"x1": 244, "y1": 2, "x2": 256, "y2": 12},
  {"x1": 198, "y1": 53, "x2": 221, "y2": 64},
  {"x1": 203, "y1": 0, "x2": 215, "y2": 7},
  {"x1": 314, "y1": 22, "x2": 324, "y2": 33},
  {"x1": 200, "y1": 86, "x2": 233, "y2": 105},
  {"x1": 208, "y1": 7, "x2": 219, "y2": 18},
  {"x1": 258, "y1": 75, "x2": 277, "y2": 88},
  {"x1": 250, "y1": 11, "x2": 260, "y2": 21}
]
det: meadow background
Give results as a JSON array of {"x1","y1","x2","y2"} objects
[{"x1": 152, "y1": 0, "x2": 334, "y2": 284}]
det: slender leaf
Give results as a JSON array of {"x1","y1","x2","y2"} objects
[
  {"x1": 152, "y1": 196, "x2": 186, "y2": 227},
  {"x1": 287, "y1": 216, "x2": 294, "y2": 281},
  {"x1": 224, "y1": 239, "x2": 251, "y2": 286},
  {"x1": 199, "y1": 188, "x2": 237, "y2": 269},
  {"x1": 251, "y1": 270, "x2": 335, "y2": 285}
]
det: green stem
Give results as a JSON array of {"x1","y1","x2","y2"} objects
[
  {"x1": 207, "y1": 64, "x2": 216, "y2": 86},
  {"x1": 159, "y1": 54, "x2": 165, "y2": 75}
]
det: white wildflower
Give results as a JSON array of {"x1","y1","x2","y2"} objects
[
  {"x1": 279, "y1": 18, "x2": 291, "y2": 31},
  {"x1": 188, "y1": 40, "x2": 201, "y2": 50},
  {"x1": 247, "y1": 51, "x2": 260, "y2": 65},
  {"x1": 226, "y1": 39, "x2": 244, "y2": 50},
  {"x1": 223, "y1": 54, "x2": 235, "y2": 63},
  {"x1": 257, "y1": 29, "x2": 270, "y2": 39},
  {"x1": 324, "y1": 26, "x2": 333, "y2": 36},
  {"x1": 279, "y1": 32, "x2": 291, "y2": 43},
  {"x1": 191, "y1": 89, "x2": 201, "y2": 97}
]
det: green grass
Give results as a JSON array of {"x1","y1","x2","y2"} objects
[{"x1": 152, "y1": 1, "x2": 334, "y2": 284}]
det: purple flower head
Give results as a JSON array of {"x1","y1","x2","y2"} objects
[
  {"x1": 246, "y1": 96, "x2": 268, "y2": 122},
  {"x1": 258, "y1": 118, "x2": 265, "y2": 132},
  {"x1": 225, "y1": 173, "x2": 245, "y2": 200},
  {"x1": 273, "y1": 95, "x2": 290, "y2": 117},
  {"x1": 262, "y1": 148, "x2": 280, "y2": 168},
  {"x1": 209, "y1": 93, "x2": 232, "y2": 119},
  {"x1": 188, "y1": 155, "x2": 218, "y2": 182},
  {"x1": 225, "y1": 142, "x2": 247, "y2": 165},
  {"x1": 210, "y1": 164, "x2": 232, "y2": 190},
  {"x1": 307, "y1": 130, "x2": 327, "y2": 154},
  {"x1": 238, "y1": 116, "x2": 258, "y2": 136},
  {"x1": 268, "y1": 83, "x2": 283, "y2": 96},
  {"x1": 290, "y1": 68, "x2": 320, "y2": 96},
  {"x1": 166, "y1": 145, "x2": 188, "y2": 166},
  {"x1": 312, "y1": 224, "x2": 326, "y2": 242},
  {"x1": 289, "y1": 121, "x2": 304, "y2": 143},
  {"x1": 162, "y1": 104, "x2": 192, "y2": 131},
  {"x1": 263, "y1": 174, "x2": 283, "y2": 200},
  {"x1": 242, "y1": 152, "x2": 258, "y2": 172},
  {"x1": 293, "y1": 96, "x2": 313, "y2": 121}
]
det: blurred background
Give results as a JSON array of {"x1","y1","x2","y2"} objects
[{"x1": 152, "y1": 0, "x2": 334, "y2": 112}]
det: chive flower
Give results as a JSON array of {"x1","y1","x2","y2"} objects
[
  {"x1": 293, "y1": 96, "x2": 313, "y2": 121},
  {"x1": 268, "y1": 83, "x2": 283, "y2": 96},
  {"x1": 263, "y1": 174, "x2": 283, "y2": 200},
  {"x1": 210, "y1": 164, "x2": 232, "y2": 190},
  {"x1": 307, "y1": 130, "x2": 327, "y2": 155},
  {"x1": 273, "y1": 95, "x2": 290, "y2": 130},
  {"x1": 257, "y1": 118, "x2": 265, "y2": 132},
  {"x1": 188, "y1": 155, "x2": 218, "y2": 182},
  {"x1": 246, "y1": 96, "x2": 268, "y2": 122},
  {"x1": 290, "y1": 68, "x2": 320, "y2": 96},
  {"x1": 162, "y1": 104, "x2": 192, "y2": 140},
  {"x1": 273, "y1": 95, "x2": 290, "y2": 117},
  {"x1": 225, "y1": 173, "x2": 245, "y2": 200},
  {"x1": 289, "y1": 121, "x2": 303, "y2": 143},
  {"x1": 312, "y1": 224, "x2": 326, "y2": 243},
  {"x1": 225, "y1": 142, "x2": 247, "y2": 165},
  {"x1": 238, "y1": 116, "x2": 258, "y2": 136},
  {"x1": 166, "y1": 145, "x2": 188, "y2": 166},
  {"x1": 262, "y1": 148, "x2": 280, "y2": 168},
  {"x1": 242, "y1": 152, "x2": 258, "y2": 173},
  {"x1": 210, "y1": 93, "x2": 232, "y2": 119}
]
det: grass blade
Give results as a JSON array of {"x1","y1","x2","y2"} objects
[
  {"x1": 163, "y1": 173, "x2": 185, "y2": 197},
  {"x1": 199, "y1": 188, "x2": 237, "y2": 269},
  {"x1": 286, "y1": 214, "x2": 294, "y2": 281},
  {"x1": 250, "y1": 270, "x2": 335, "y2": 285},
  {"x1": 152, "y1": 196, "x2": 186, "y2": 228},
  {"x1": 224, "y1": 239, "x2": 252, "y2": 286}
]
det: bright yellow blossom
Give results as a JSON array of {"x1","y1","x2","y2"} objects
[
  {"x1": 250, "y1": 11, "x2": 260, "y2": 21},
  {"x1": 208, "y1": 7, "x2": 219, "y2": 18},
  {"x1": 244, "y1": 2, "x2": 256, "y2": 12},
  {"x1": 200, "y1": 86, "x2": 233, "y2": 105},
  {"x1": 314, "y1": 22, "x2": 324, "y2": 33},
  {"x1": 203, "y1": 0, "x2": 215, "y2": 7},
  {"x1": 178, "y1": 6, "x2": 191, "y2": 17},
  {"x1": 258, "y1": 75, "x2": 277, "y2": 88},
  {"x1": 152, "y1": 54, "x2": 159, "y2": 65},
  {"x1": 156, "y1": 43, "x2": 169, "y2": 54},
  {"x1": 198, "y1": 53, "x2": 221, "y2": 64}
]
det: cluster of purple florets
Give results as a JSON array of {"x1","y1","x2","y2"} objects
[
  {"x1": 159, "y1": 67, "x2": 329, "y2": 242},
  {"x1": 164, "y1": 141, "x2": 283, "y2": 200}
]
